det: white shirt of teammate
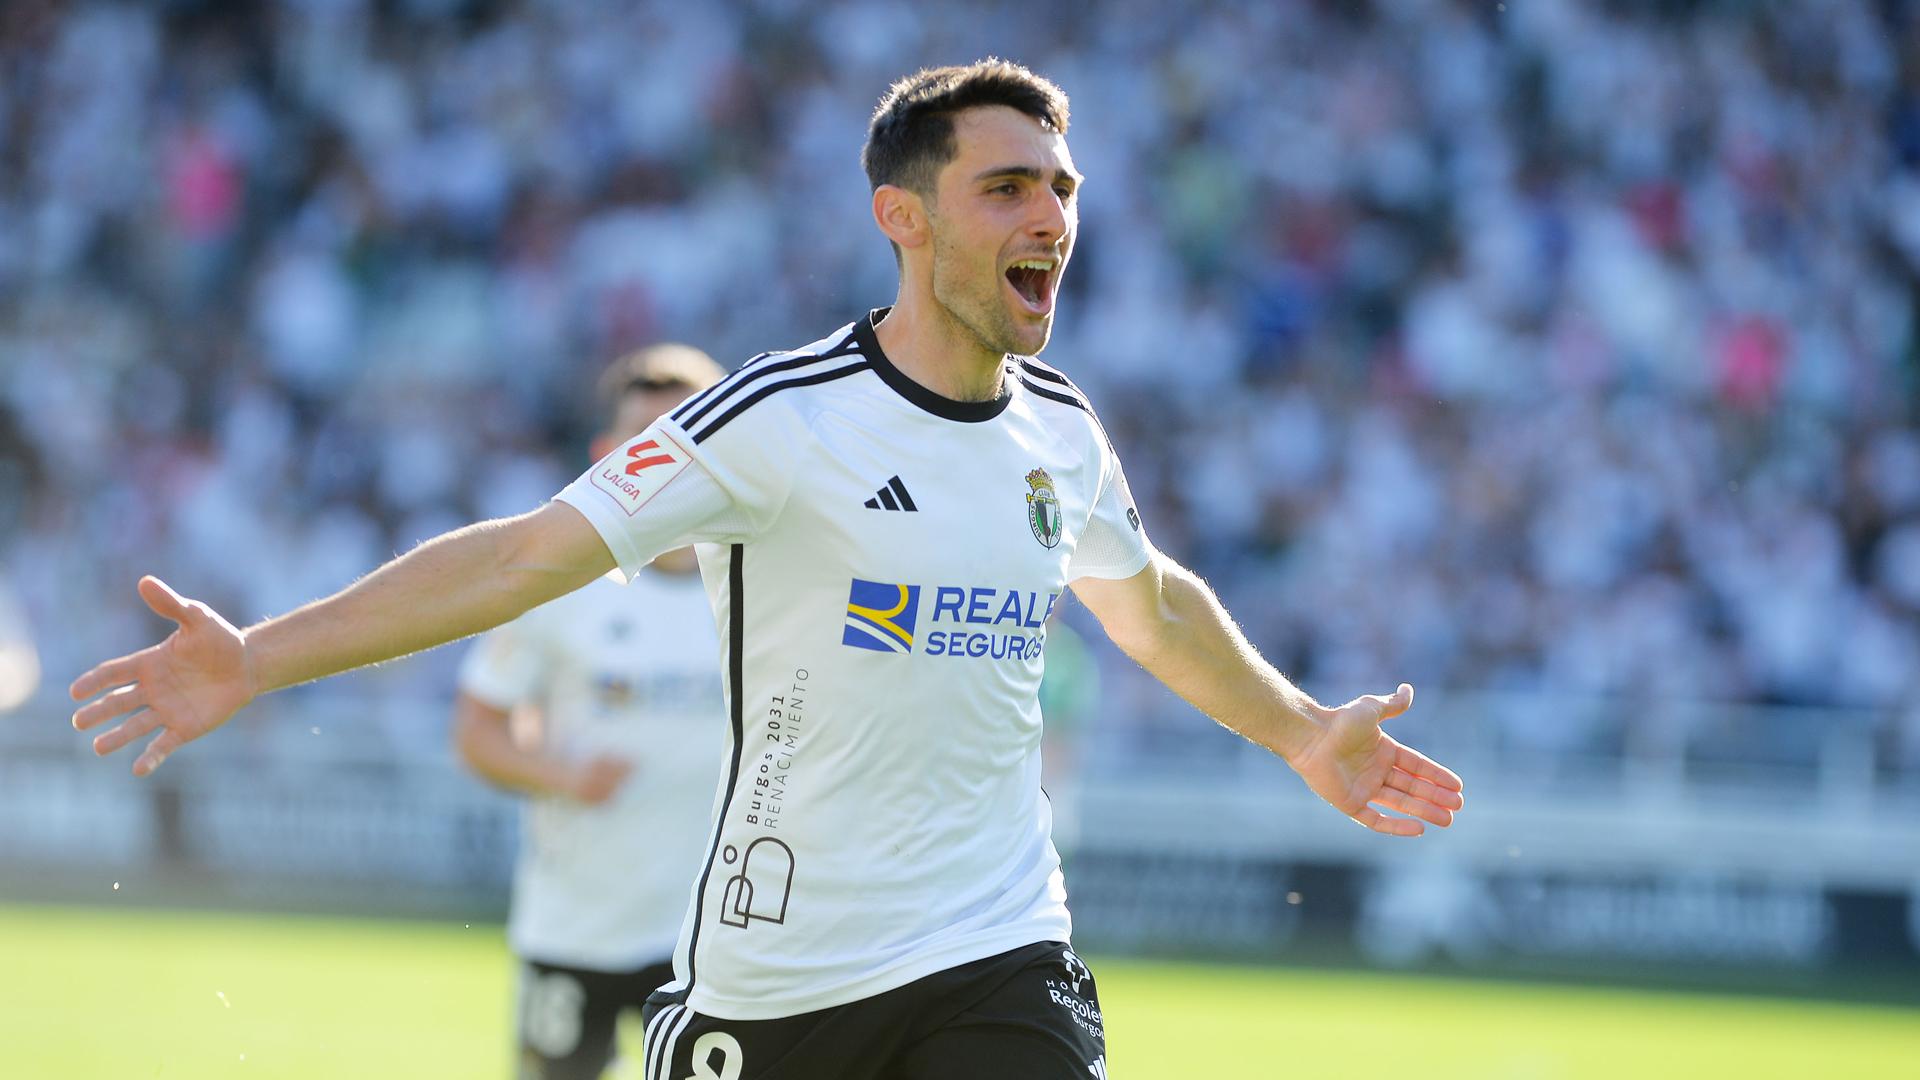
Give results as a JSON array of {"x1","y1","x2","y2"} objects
[
  {"x1": 458, "y1": 567, "x2": 725, "y2": 971},
  {"x1": 554, "y1": 311, "x2": 1151, "y2": 1020}
]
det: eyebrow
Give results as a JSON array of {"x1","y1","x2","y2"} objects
[{"x1": 972, "y1": 164, "x2": 1084, "y2": 187}]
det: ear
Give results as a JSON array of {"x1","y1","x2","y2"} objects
[{"x1": 872, "y1": 184, "x2": 931, "y2": 251}]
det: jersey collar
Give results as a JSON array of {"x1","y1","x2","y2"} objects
[{"x1": 854, "y1": 308, "x2": 1014, "y2": 423}]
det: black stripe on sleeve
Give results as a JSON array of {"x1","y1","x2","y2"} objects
[
  {"x1": 1016, "y1": 359, "x2": 1075, "y2": 387},
  {"x1": 671, "y1": 351, "x2": 774, "y2": 424},
  {"x1": 683, "y1": 543, "x2": 747, "y2": 993},
  {"x1": 1017, "y1": 360, "x2": 1093, "y2": 403},
  {"x1": 1018, "y1": 376, "x2": 1091, "y2": 413},
  {"x1": 887, "y1": 475, "x2": 917, "y2": 512},
  {"x1": 1021, "y1": 360, "x2": 1120, "y2": 452},
  {"x1": 677, "y1": 336, "x2": 861, "y2": 431},
  {"x1": 690, "y1": 360, "x2": 871, "y2": 444}
]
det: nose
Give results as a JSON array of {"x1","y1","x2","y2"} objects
[{"x1": 1028, "y1": 188, "x2": 1068, "y2": 246}]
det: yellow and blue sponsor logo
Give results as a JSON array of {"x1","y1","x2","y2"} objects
[
  {"x1": 843, "y1": 578, "x2": 1057, "y2": 660},
  {"x1": 843, "y1": 578, "x2": 921, "y2": 653}
]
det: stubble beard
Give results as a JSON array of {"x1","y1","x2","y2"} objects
[{"x1": 930, "y1": 226, "x2": 1050, "y2": 361}]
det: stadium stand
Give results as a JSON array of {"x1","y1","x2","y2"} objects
[{"x1": 2, "y1": 0, "x2": 1916, "y2": 980}]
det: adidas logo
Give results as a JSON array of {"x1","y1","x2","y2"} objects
[
  {"x1": 863, "y1": 475, "x2": 918, "y2": 512},
  {"x1": 1088, "y1": 1056, "x2": 1108, "y2": 1079}
]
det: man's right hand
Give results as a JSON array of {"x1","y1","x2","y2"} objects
[
  {"x1": 70, "y1": 576, "x2": 256, "y2": 777},
  {"x1": 567, "y1": 755, "x2": 635, "y2": 806}
]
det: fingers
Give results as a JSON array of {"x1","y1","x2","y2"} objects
[
  {"x1": 72, "y1": 682, "x2": 147, "y2": 732},
  {"x1": 92, "y1": 709, "x2": 162, "y2": 756},
  {"x1": 1371, "y1": 786, "x2": 1455, "y2": 828},
  {"x1": 1385, "y1": 767, "x2": 1465, "y2": 811},
  {"x1": 69, "y1": 649, "x2": 153, "y2": 703},
  {"x1": 599, "y1": 759, "x2": 636, "y2": 790},
  {"x1": 1343, "y1": 683, "x2": 1414, "y2": 726},
  {"x1": 69, "y1": 577, "x2": 216, "y2": 779},
  {"x1": 71, "y1": 574, "x2": 195, "y2": 702},
  {"x1": 1355, "y1": 762, "x2": 1463, "y2": 833},
  {"x1": 1351, "y1": 805, "x2": 1425, "y2": 837},
  {"x1": 137, "y1": 576, "x2": 196, "y2": 624},
  {"x1": 1369, "y1": 683, "x2": 1413, "y2": 722},
  {"x1": 133, "y1": 729, "x2": 184, "y2": 777},
  {"x1": 1391, "y1": 743, "x2": 1465, "y2": 792}
]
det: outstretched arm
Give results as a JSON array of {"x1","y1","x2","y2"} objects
[
  {"x1": 1070, "y1": 549, "x2": 1464, "y2": 836},
  {"x1": 71, "y1": 500, "x2": 615, "y2": 776}
]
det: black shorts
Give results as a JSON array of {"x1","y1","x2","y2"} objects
[
  {"x1": 640, "y1": 941, "x2": 1106, "y2": 1080},
  {"x1": 518, "y1": 956, "x2": 677, "y2": 1080}
]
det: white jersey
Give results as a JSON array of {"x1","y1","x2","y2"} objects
[
  {"x1": 553, "y1": 310, "x2": 1151, "y2": 1020},
  {"x1": 457, "y1": 568, "x2": 724, "y2": 971}
]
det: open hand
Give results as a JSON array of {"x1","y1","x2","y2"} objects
[
  {"x1": 70, "y1": 576, "x2": 256, "y2": 776},
  {"x1": 1286, "y1": 683, "x2": 1464, "y2": 836}
]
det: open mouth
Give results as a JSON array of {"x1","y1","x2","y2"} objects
[{"x1": 1004, "y1": 259, "x2": 1055, "y2": 314}]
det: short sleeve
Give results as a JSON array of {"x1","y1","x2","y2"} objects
[
  {"x1": 457, "y1": 610, "x2": 550, "y2": 710},
  {"x1": 1068, "y1": 444, "x2": 1152, "y2": 582},
  {"x1": 553, "y1": 414, "x2": 794, "y2": 581}
]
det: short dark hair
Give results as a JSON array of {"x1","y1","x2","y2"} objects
[
  {"x1": 595, "y1": 343, "x2": 725, "y2": 420},
  {"x1": 862, "y1": 59, "x2": 1070, "y2": 197}
]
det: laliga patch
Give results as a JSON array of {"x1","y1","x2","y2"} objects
[{"x1": 589, "y1": 429, "x2": 691, "y2": 516}]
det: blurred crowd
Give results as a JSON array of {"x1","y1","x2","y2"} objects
[{"x1": 2, "y1": 0, "x2": 1918, "y2": 763}]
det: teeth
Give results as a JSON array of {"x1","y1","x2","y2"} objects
[{"x1": 1010, "y1": 259, "x2": 1054, "y2": 272}]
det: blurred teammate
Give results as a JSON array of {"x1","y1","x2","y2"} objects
[
  {"x1": 453, "y1": 346, "x2": 726, "y2": 1080},
  {"x1": 72, "y1": 60, "x2": 1465, "y2": 1079}
]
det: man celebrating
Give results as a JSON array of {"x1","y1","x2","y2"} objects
[
  {"x1": 452, "y1": 345, "x2": 727, "y2": 1080},
  {"x1": 72, "y1": 60, "x2": 1464, "y2": 1079}
]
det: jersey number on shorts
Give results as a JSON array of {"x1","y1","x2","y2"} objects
[
  {"x1": 683, "y1": 1030, "x2": 743, "y2": 1080},
  {"x1": 522, "y1": 972, "x2": 585, "y2": 1058}
]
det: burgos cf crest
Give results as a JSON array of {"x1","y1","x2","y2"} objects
[
  {"x1": 843, "y1": 578, "x2": 921, "y2": 653},
  {"x1": 1026, "y1": 468, "x2": 1063, "y2": 549}
]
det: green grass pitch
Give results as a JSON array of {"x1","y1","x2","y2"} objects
[{"x1": 2, "y1": 904, "x2": 1915, "y2": 1078}]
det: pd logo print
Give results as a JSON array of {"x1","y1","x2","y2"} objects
[
  {"x1": 842, "y1": 579, "x2": 920, "y2": 653},
  {"x1": 719, "y1": 836, "x2": 795, "y2": 929}
]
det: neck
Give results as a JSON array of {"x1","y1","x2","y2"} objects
[{"x1": 873, "y1": 286, "x2": 1007, "y2": 403}]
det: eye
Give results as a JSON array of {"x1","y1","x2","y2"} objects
[
  {"x1": 991, "y1": 183, "x2": 1019, "y2": 196},
  {"x1": 1054, "y1": 185, "x2": 1075, "y2": 202}
]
